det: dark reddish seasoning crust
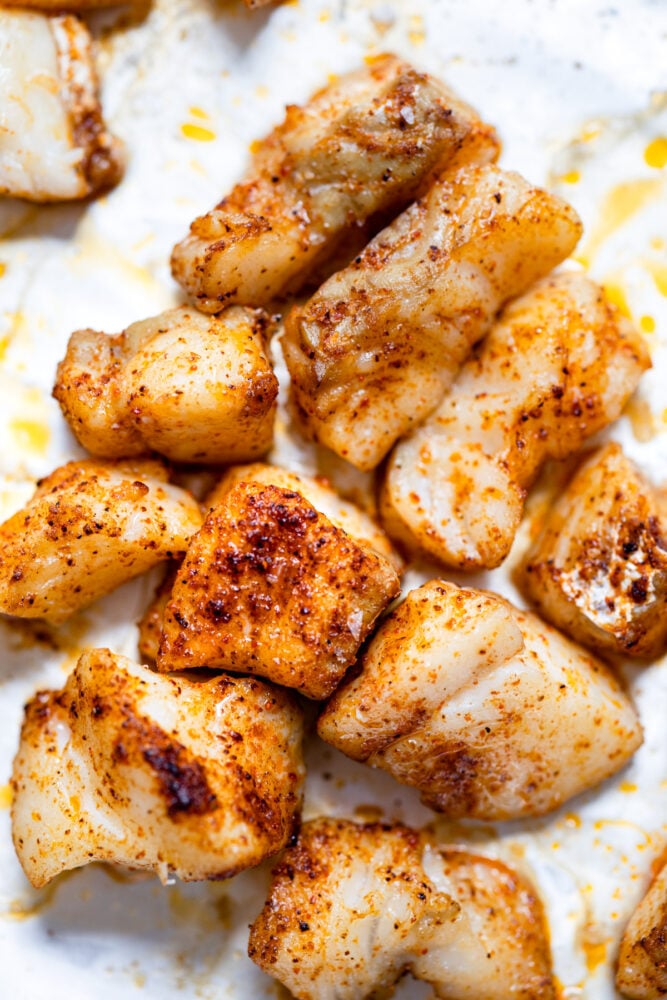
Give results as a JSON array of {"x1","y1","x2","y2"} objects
[
  {"x1": 157, "y1": 483, "x2": 400, "y2": 698},
  {"x1": 523, "y1": 443, "x2": 667, "y2": 657}
]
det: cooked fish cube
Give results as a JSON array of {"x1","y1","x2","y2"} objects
[
  {"x1": 523, "y1": 443, "x2": 667, "y2": 658},
  {"x1": 0, "y1": 458, "x2": 202, "y2": 624},
  {"x1": 54, "y1": 305, "x2": 278, "y2": 464},
  {"x1": 284, "y1": 164, "x2": 582, "y2": 470},
  {"x1": 138, "y1": 464, "x2": 400, "y2": 663},
  {"x1": 157, "y1": 482, "x2": 400, "y2": 698},
  {"x1": 617, "y1": 856, "x2": 667, "y2": 999},
  {"x1": 171, "y1": 54, "x2": 499, "y2": 311},
  {"x1": 318, "y1": 580, "x2": 643, "y2": 820},
  {"x1": 11, "y1": 648, "x2": 304, "y2": 887},
  {"x1": 248, "y1": 817, "x2": 555, "y2": 999},
  {"x1": 0, "y1": 10, "x2": 123, "y2": 201},
  {"x1": 381, "y1": 272, "x2": 651, "y2": 569}
]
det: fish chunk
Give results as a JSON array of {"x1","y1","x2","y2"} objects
[
  {"x1": 0, "y1": 10, "x2": 123, "y2": 201},
  {"x1": 54, "y1": 306, "x2": 278, "y2": 464},
  {"x1": 617, "y1": 855, "x2": 667, "y2": 999},
  {"x1": 171, "y1": 54, "x2": 499, "y2": 311},
  {"x1": 523, "y1": 443, "x2": 667, "y2": 658},
  {"x1": 248, "y1": 817, "x2": 555, "y2": 999},
  {"x1": 157, "y1": 482, "x2": 400, "y2": 698},
  {"x1": 137, "y1": 464, "x2": 400, "y2": 663},
  {"x1": 318, "y1": 580, "x2": 642, "y2": 820},
  {"x1": 381, "y1": 271, "x2": 650, "y2": 569},
  {"x1": 0, "y1": 458, "x2": 202, "y2": 624},
  {"x1": 284, "y1": 164, "x2": 582, "y2": 470},
  {"x1": 11, "y1": 648, "x2": 304, "y2": 887}
]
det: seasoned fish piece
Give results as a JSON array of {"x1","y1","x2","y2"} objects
[
  {"x1": 0, "y1": 458, "x2": 202, "y2": 624},
  {"x1": 382, "y1": 272, "x2": 650, "y2": 569},
  {"x1": 617, "y1": 855, "x2": 667, "y2": 999},
  {"x1": 11, "y1": 649, "x2": 304, "y2": 887},
  {"x1": 0, "y1": 11, "x2": 123, "y2": 201},
  {"x1": 157, "y1": 482, "x2": 400, "y2": 699},
  {"x1": 248, "y1": 817, "x2": 555, "y2": 999},
  {"x1": 171, "y1": 54, "x2": 499, "y2": 311},
  {"x1": 523, "y1": 443, "x2": 667, "y2": 658},
  {"x1": 318, "y1": 581, "x2": 642, "y2": 820},
  {"x1": 284, "y1": 164, "x2": 582, "y2": 471},
  {"x1": 137, "y1": 464, "x2": 400, "y2": 663},
  {"x1": 53, "y1": 306, "x2": 278, "y2": 464}
]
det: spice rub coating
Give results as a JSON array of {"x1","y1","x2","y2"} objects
[
  {"x1": 157, "y1": 482, "x2": 400, "y2": 699},
  {"x1": 0, "y1": 458, "x2": 202, "y2": 624},
  {"x1": 523, "y1": 443, "x2": 667, "y2": 658},
  {"x1": 248, "y1": 817, "x2": 555, "y2": 999},
  {"x1": 382, "y1": 271, "x2": 650, "y2": 570},
  {"x1": 54, "y1": 306, "x2": 278, "y2": 464}
]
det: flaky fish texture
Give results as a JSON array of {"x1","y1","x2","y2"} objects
[
  {"x1": 318, "y1": 581, "x2": 642, "y2": 820},
  {"x1": 0, "y1": 458, "x2": 202, "y2": 624},
  {"x1": 137, "y1": 463, "x2": 400, "y2": 663},
  {"x1": 11, "y1": 649, "x2": 305, "y2": 888},
  {"x1": 157, "y1": 482, "x2": 400, "y2": 698},
  {"x1": 523, "y1": 443, "x2": 667, "y2": 658},
  {"x1": 53, "y1": 305, "x2": 278, "y2": 464},
  {"x1": 171, "y1": 54, "x2": 499, "y2": 311},
  {"x1": 248, "y1": 817, "x2": 555, "y2": 999},
  {"x1": 284, "y1": 164, "x2": 582, "y2": 470},
  {"x1": 0, "y1": 11, "x2": 124, "y2": 201},
  {"x1": 381, "y1": 271, "x2": 650, "y2": 570},
  {"x1": 617, "y1": 855, "x2": 667, "y2": 999}
]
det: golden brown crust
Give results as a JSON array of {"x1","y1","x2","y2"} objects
[
  {"x1": 53, "y1": 306, "x2": 278, "y2": 463},
  {"x1": 12, "y1": 648, "x2": 305, "y2": 887},
  {"x1": 522, "y1": 443, "x2": 667, "y2": 658},
  {"x1": 617, "y1": 858, "x2": 667, "y2": 998},
  {"x1": 157, "y1": 482, "x2": 400, "y2": 698},
  {"x1": 171, "y1": 54, "x2": 499, "y2": 311},
  {"x1": 0, "y1": 458, "x2": 202, "y2": 624}
]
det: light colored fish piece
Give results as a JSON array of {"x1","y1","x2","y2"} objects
[
  {"x1": 284, "y1": 164, "x2": 582, "y2": 470},
  {"x1": 318, "y1": 580, "x2": 643, "y2": 820},
  {"x1": 54, "y1": 305, "x2": 278, "y2": 464},
  {"x1": 0, "y1": 458, "x2": 202, "y2": 624},
  {"x1": 381, "y1": 271, "x2": 650, "y2": 569},
  {"x1": 11, "y1": 648, "x2": 305, "y2": 887},
  {"x1": 248, "y1": 817, "x2": 555, "y2": 999},
  {"x1": 0, "y1": 10, "x2": 123, "y2": 201}
]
